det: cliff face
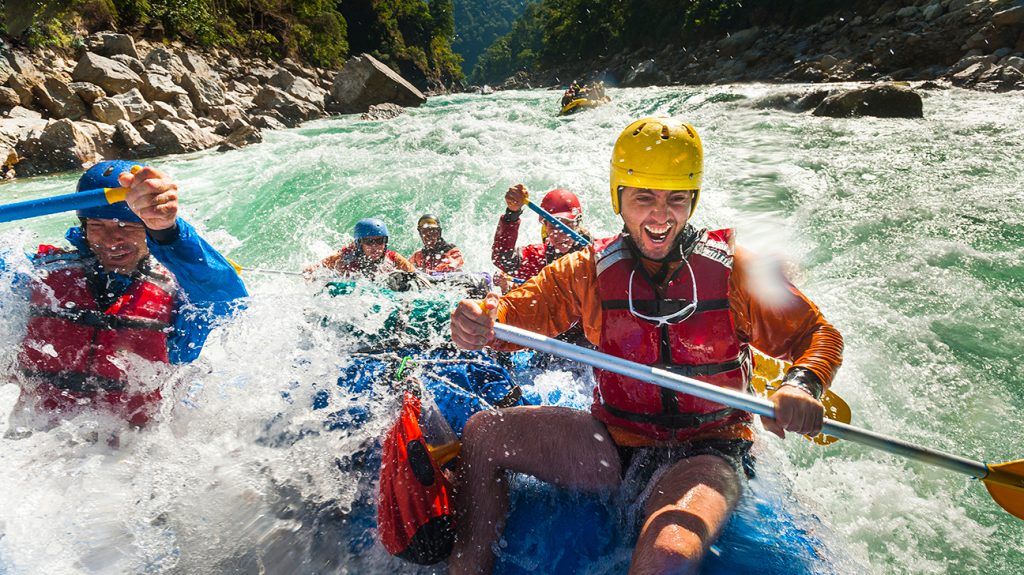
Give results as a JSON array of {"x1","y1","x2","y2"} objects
[{"x1": 476, "y1": 0, "x2": 1024, "y2": 92}]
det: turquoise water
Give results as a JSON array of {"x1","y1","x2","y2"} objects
[{"x1": 0, "y1": 84, "x2": 1022, "y2": 574}]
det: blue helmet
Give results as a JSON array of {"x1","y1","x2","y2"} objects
[
  {"x1": 353, "y1": 218, "x2": 389, "y2": 242},
  {"x1": 76, "y1": 160, "x2": 143, "y2": 223}
]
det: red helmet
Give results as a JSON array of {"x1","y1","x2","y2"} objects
[{"x1": 539, "y1": 188, "x2": 582, "y2": 221}]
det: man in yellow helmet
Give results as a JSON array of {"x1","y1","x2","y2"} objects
[{"x1": 449, "y1": 117, "x2": 843, "y2": 574}]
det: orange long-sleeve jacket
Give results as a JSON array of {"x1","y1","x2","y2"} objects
[{"x1": 494, "y1": 240, "x2": 844, "y2": 423}]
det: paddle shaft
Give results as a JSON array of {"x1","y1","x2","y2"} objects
[
  {"x1": 0, "y1": 187, "x2": 127, "y2": 224},
  {"x1": 493, "y1": 323, "x2": 991, "y2": 480},
  {"x1": 524, "y1": 200, "x2": 590, "y2": 247}
]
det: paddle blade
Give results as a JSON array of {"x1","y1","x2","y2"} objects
[
  {"x1": 984, "y1": 459, "x2": 1024, "y2": 521},
  {"x1": 751, "y1": 352, "x2": 850, "y2": 446}
]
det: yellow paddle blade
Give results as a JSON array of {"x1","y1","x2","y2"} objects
[
  {"x1": 983, "y1": 459, "x2": 1024, "y2": 521},
  {"x1": 751, "y1": 351, "x2": 851, "y2": 446}
]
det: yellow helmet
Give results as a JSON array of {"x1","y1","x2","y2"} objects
[{"x1": 609, "y1": 117, "x2": 703, "y2": 214}]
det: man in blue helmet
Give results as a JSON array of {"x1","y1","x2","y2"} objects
[
  {"x1": 6, "y1": 160, "x2": 247, "y2": 432},
  {"x1": 310, "y1": 218, "x2": 415, "y2": 279}
]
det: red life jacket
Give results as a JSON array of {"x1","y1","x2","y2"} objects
[
  {"x1": 590, "y1": 231, "x2": 752, "y2": 441},
  {"x1": 378, "y1": 390, "x2": 455, "y2": 565},
  {"x1": 333, "y1": 244, "x2": 405, "y2": 276},
  {"x1": 510, "y1": 243, "x2": 548, "y2": 280},
  {"x1": 19, "y1": 246, "x2": 176, "y2": 427}
]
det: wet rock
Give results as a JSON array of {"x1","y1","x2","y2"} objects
[
  {"x1": 751, "y1": 88, "x2": 834, "y2": 112},
  {"x1": 216, "y1": 124, "x2": 262, "y2": 152},
  {"x1": 717, "y1": 27, "x2": 761, "y2": 57},
  {"x1": 497, "y1": 70, "x2": 532, "y2": 91},
  {"x1": 69, "y1": 81, "x2": 105, "y2": 104},
  {"x1": 138, "y1": 119, "x2": 219, "y2": 155},
  {"x1": 327, "y1": 53, "x2": 426, "y2": 114},
  {"x1": 360, "y1": 103, "x2": 404, "y2": 121},
  {"x1": 813, "y1": 83, "x2": 924, "y2": 118},
  {"x1": 31, "y1": 76, "x2": 88, "y2": 120},
  {"x1": 623, "y1": 59, "x2": 666, "y2": 87},
  {"x1": 110, "y1": 88, "x2": 153, "y2": 122},
  {"x1": 951, "y1": 61, "x2": 992, "y2": 85},
  {"x1": 14, "y1": 119, "x2": 102, "y2": 176},
  {"x1": 84, "y1": 32, "x2": 140, "y2": 60},
  {"x1": 253, "y1": 86, "x2": 322, "y2": 126},
  {"x1": 73, "y1": 52, "x2": 142, "y2": 95},
  {"x1": 251, "y1": 114, "x2": 287, "y2": 131}
]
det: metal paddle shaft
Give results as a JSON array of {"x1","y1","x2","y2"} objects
[
  {"x1": 0, "y1": 187, "x2": 126, "y2": 223},
  {"x1": 493, "y1": 323, "x2": 991, "y2": 481},
  {"x1": 524, "y1": 200, "x2": 590, "y2": 247}
]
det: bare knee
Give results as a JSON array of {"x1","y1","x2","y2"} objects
[{"x1": 630, "y1": 509, "x2": 706, "y2": 575}]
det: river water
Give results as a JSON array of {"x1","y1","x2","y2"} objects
[{"x1": 0, "y1": 84, "x2": 1021, "y2": 574}]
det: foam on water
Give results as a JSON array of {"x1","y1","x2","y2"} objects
[{"x1": 0, "y1": 84, "x2": 1021, "y2": 574}]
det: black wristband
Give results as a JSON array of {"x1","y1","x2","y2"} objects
[
  {"x1": 503, "y1": 208, "x2": 523, "y2": 222},
  {"x1": 780, "y1": 367, "x2": 824, "y2": 400},
  {"x1": 146, "y1": 222, "x2": 180, "y2": 245}
]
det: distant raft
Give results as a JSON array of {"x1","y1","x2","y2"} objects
[{"x1": 558, "y1": 97, "x2": 610, "y2": 116}]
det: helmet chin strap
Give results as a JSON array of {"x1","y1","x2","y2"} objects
[{"x1": 622, "y1": 223, "x2": 699, "y2": 264}]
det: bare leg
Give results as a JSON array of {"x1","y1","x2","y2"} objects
[
  {"x1": 628, "y1": 454, "x2": 742, "y2": 575},
  {"x1": 448, "y1": 406, "x2": 621, "y2": 575}
]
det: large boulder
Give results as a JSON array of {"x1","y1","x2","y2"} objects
[
  {"x1": 110, "y1": 88, "x2": 154, "y2": 122},
  {"x1": 751, "y1": 89, "x2": 834, "y2": 113},
  {"x1": 716, "y1": 27, "x2": 761, "y2": 57},
  {"x1": 623, "y1": 59, "x2": 667, "y2": 87},
  {"x1": 14, "y1": 119, "x2": 102, "y2": 176},
  {"x1": 176, "y1": 52, "x2": 227, "y2": 113},
  {"x1": 31, "y1": 76, "x2": 88, "y2": 120},
  {"x1": 144, "y1": 48, "x2": 189, "y2": 83},
  {"x1": 69, "y1": 81, "x2": 105, "y2": 104},
  {"x1": 813, "y1": 84, "x2": 924, "y2": 118},
  {"x1": 83, "y1": 32, "x2": 140, "y2": 60},
  {"x1": 0, "y1": 55, "x2": 14, "y2": 86},
  {"x1": 138, "y1": 119, "x2": 219, "y2": 155},
  {"x1": 72, "y1": 52, "x2": 142, "y2": 95},
  {"x1": 253, "y1": 86, "x2": 322, "y2": 126},
  {"x1": 0, "y1": 86, "x2": 21, "y2": 107},
  {"x1": 327, "y1": 53, "x2": 426, "y2": 114},
  {"x1": 114, "y1": 119, "x2": 155, "y2": 156},
  {"x1": 139, "y1": 71, "x2": 187, "y2": 103},
  {"x1": 91, "y1": 97, "x2": 130, "y2": 124},
  {"x1": 111, "y1": 54, "x2": 146, "y2": 75}
]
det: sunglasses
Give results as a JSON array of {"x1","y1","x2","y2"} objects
[{"x1": 361, "y1": 237, "x2": 388, "y2": 246}]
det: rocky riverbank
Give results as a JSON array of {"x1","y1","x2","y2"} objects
[
  {"x1": 0, "y1": 33, "x2": 426, "y2": 180},
  {"x1": 495, "y1": 0, "x2": 1024, "y2": 93}
]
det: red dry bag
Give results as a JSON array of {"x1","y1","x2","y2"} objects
[{"x1": 378, "y1": 390, "x2": 457, "y2": 564}]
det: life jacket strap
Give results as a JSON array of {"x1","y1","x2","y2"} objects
[
  {"x1": 601, "y1": 298, "x2": 729, "y2": 315},
  {"x1": 23, "y1": 370, "x2": 126, "y2": 394},
  {"x1": 600, "y1": 403, "x2": 746, "y2": 430}
]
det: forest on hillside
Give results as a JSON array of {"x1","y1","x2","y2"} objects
[
  {"x1": 471, "y1": 0, "x2": 867, "y2": 84},
  {"x1": 2, "y1": 0, "x2": 464, "y2": 88},
  {"x1": 452, "y1": 0, "x2": 529, "y2": 76}
]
